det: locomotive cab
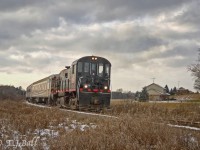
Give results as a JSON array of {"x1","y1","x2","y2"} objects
[{"x1": 72, "y1": 56, "x2": 111, "y2": 110}]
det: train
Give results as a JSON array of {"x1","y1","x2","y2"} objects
[{"x1": 26, "y1": 56, "x2": 111, "y2": 110}]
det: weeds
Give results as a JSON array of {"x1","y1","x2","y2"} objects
[{"x1": 0, "y1": 100, "x2": 200, "y2": 149}]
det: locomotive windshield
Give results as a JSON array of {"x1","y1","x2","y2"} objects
[
  {"x1": 91, "y1": 63, "x2": 96, "y2": 75},
  {"x1": 84, "y1": 62, "x2": 89, "y2": 72},
  {"x1": 77, "y1": 61, "x2": 110, "y2": 77},
  {"x1": 105, "y1": 64, "x2": 110, "y2": 76},
  {"x1": 98, "y1": 63, "x2": 103, "y2": 77}
]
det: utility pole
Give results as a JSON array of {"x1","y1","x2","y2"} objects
[
  {"x1": 178, "y1": 81, "x2": 180, "y2": 89},
  {"x1": 151, "y1": 77, "x2": 156, "y2": 83}
]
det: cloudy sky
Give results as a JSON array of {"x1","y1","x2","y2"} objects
[{"x1": 0, "y1": 0, "x2": 199, "y2": 92}]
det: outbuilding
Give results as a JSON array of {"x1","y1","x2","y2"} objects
[{"x1": 145, "y1": 83, "x2": 170, "y2": 101}]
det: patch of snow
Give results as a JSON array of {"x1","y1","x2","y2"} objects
[
  {"x1": 64, "y1": 126, "x2": 73, "y2": 132},
  {"x1": 48, "y1": 119, "x2": 97, "y2": 133},
  {"x1": 72, "y1": 120, "x2": 77, "y2": 124},
  {"x1": 189, "y1": 136, "x2": 198, "y2": 143},
  {"x1": 1, "y1": 115, "x2": 97, "y2": 150},
  {"x1": 34, "y1": 129, "x2": 59, "y2": 138},
  {"x1": 58, "y1": 122, "x2": 67, "y2": 127},
  {"x1": 168, "y1": 124, "x2": 200, "y2": 131},
  {"x1": 42, "y1": 142, "x2": 50, "y2": 150},
  {"x1": 149, "y1": 101, "x2": 179, "y2": 103},
  {"x1": 91, "y1": 124, "x2": 97, "y2": 129},
  {"x1": 80, "y1": 125, "x2": 89, "y2": 131},
  {"x1": 70, "y1": 124, "x2": 77, "y2": 129},
  {"x1": 26, "y1": 101, "x2": 50, "y2": 108}
]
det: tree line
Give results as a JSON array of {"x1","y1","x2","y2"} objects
[
  {"x1": 0, "y1": 85, "x2": 26, "y2": 100},
  {"x1": 164, "y1": 85, "x2": 178, "y2": 95}
]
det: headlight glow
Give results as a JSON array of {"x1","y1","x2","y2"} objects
[
  {"x1": 104, "y1": 86, "x2": 108, "y2": 90},
  {"x1": 84, "y1": 84, "x2": 88, "y2": 89}
]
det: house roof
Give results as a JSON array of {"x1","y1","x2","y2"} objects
[
  {"x1": 178, "y1": 87, "x2": 187, "y2": 90},
  {"x1": 145, "y1": 83, "x2": 164, "y2": 90}
]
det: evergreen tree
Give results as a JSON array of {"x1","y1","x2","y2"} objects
[
  {"x1": 139, "y1": 87, "x2": 149, "y2": 101},
  {"x1": 173, "y1": 87, "x2": 177, "y2": 94},
  {"x1": 165, "y1": 85, "x2": 169, "y2": 93},
  {"x1": 170, "y1": 88, "x2": 174, "y2": 95},
  {"x1": 135, "y1": 91, "x2": 140, "y2": 100}
]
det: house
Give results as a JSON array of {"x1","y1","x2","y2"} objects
[
  {"x1": 176, "y1": 87, "x2": 192, "y2": 95},
  {"x1": 145, "y1": 83, "x2": 170, "y2": 101}
]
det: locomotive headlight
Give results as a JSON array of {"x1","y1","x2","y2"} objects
[
  {"x1": 104, "y1": 86, "x2": 108, "y2": 90},
  {"x1": 84, "y1": 84, "x2": 88, "y2": 89},
  {"x1": 92, "y1": 57, "x2": 97, "y2": 60}
]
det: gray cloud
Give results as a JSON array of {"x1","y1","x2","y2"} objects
[
  {"x1": 0, "y1": 0, "x2": 199, "y2": 91},
  {"x1": 173, "y1": 0, "x2": 200, "y2": 28},
  {"x1": 91, "y1": 0, "x2": 190, "y2": 22}
]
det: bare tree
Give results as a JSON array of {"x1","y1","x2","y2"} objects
[
  {"x1": 188, "y1": 49, "x2": 200, "y2": 90},
  {"x1": 116, "y1": 88, "x2": 123, "y2": 93},
  {"x1": 194, "y1": 78, "x2": 200, "y2": 90}
]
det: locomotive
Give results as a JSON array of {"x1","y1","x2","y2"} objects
[{"x1": 26, "y1": 56, "x2": 111, "y2": 110}]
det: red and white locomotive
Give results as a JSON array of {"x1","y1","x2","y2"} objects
[{"x1": 26, "y1": 56, "x2": 111, "y2": 110}]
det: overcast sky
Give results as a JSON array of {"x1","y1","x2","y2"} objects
[{"x1": 0, "y1": 0, "x2": 199, "y2": 92}]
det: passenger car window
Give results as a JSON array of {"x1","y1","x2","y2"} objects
[{"x1": 98, "y1": 63, "x2": 103, "y2": 77}]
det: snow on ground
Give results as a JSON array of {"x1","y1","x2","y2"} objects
[
  {"x1": 0, "y1": 117, "x2": 97, "y2": 149},
  {"x1": 35, "y1": 119, "x2": 97, "y2": 149},
  {"x1": 167, "y1": 124, "x2": 200, "y2": 131},
  {"x1": 149, "y1": 100, "x2": 181, "y2": 103},
  {"x1": 25, "y1": 101, "x2": 51, "y2": 108}
]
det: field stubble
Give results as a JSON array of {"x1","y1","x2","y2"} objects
[{"x1": 0, "y1": 100, "x2": 200, "y2": 149}]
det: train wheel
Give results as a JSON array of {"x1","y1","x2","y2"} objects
[
  {"x1": 48, "y1": 94, "x2": 57, "y2": 106},
  {"x1": 56, "y1": 98, "x2": 61, "y2": 108},
  {"x1": 69, "y1": 98, "x2": 78, "y2": 110},
  {"x1": 56, "y1": 97, "x2": 66, "y2": 108}
]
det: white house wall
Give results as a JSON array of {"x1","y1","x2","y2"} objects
[{"x1": 146, "y1": 84, "x2": 165, "y2": 95}]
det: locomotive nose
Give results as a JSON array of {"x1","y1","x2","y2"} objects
[{"x1": 91, "y1": 96, "x2": 100, "y2": 105}]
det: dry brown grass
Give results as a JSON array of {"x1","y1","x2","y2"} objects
[
  {"x1": 0, "y1": 100, "x2": 200, "y2": 149},
  {"x1": 110, "y1": 100, "x2": 200, "y2": 123},
  {"x1": 173, "y1": 93, "x2": 200, "y2": 101}
]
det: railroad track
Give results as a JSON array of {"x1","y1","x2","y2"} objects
[{"x1": 25, "y1": 101, "x2": 118, "y2": 119}]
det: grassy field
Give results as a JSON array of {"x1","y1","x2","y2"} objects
[
  {"x1": 110, "y1": 100, "x2": 200, "y2": 124},
  {"x1": 0, "y1": 100, "x2": 200, "y2": 149}
]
